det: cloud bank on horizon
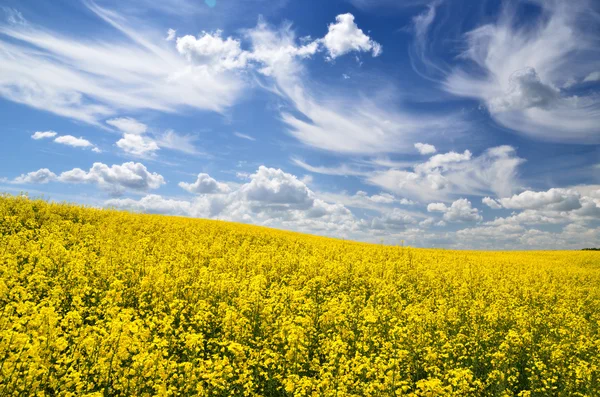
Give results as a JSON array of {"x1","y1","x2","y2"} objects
[{"x1": 1, "y1": 0, "x2": 599, "y2": 249}]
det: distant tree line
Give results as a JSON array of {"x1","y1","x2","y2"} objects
[{"x1": 582, "y1": 248, "x2": 600, "y2": 251}]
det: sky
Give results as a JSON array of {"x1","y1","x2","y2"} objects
[{"x1": 1, "y1": 0, "x2": 599, "y2": 250}]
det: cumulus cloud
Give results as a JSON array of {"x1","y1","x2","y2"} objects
[
  {"x1": 499, "y1": 188, "x2": 582, "y2": 211},
  {"x1": 31, "y1": 130, "x2": 99, "y2": 151},
  {"x1": 487, "y1": 67, "x2": 559, "y2": 113},
  {"x1": 456, "y1": 223, "x2": 600, "y2": 251},
  {"x1": 242, "y1": 18, "x2": 320, "y2": 77},
  {"x1": 438, "y1": 198, "x2": 482, "y2": 223},
  {"x1": 355, "y1": 191, "x2": 393, "y2": 204},
  {"x1": 107, "y1": 117, "x2": 196, "y2": 156},
  {"x1": 82, "y1": 164, "x2": 600, "y2": 249},
  {"x1": 116, "y1": 134, "x2": 160, "y2": 157},
  {"x1": 427, "y1": 199, "x2": 483, "y2": 222},
  {"x1": 107, "y1": 166, "x2": 364, "y2": 238},
  {"x1": 179, "y1": 173, "x2": 231, "y2": 194},
  {"x1": 240, "y1": 166, "x2": 315, "y2": 210},
  {"x1": 106, "y1": 194, "x2": 192, "y2": 216},
  {"x1": 54, "y1": 135, "x2": 94, "y2": 148},
  {"x1": 369, "y1": 208, "x2": 416, "y2": 231},
  {"x1": 320, "y1": 13, "x2": 382, "y2": 60},
  {"x1": 31, "y1": 131, "x2": 57, "y2": 140},
  {"x1": 414, "y1": 142, "x2": 436, "y2": 155},
  {"x1": 415, "y1": 150, "x2": 472, "y2": 173},
  {"x1": 12, "y1": 169, "x2": 57, "y2": 184},
  {"x1": 483, "y1": 187, "x2": 600, "y2": 227},
  {"x1": 57, "y1": 162, "x2": 165, "y2": 193},
  {"x1": 369, "y1": 146, "x2": 524, "y2": 201},
  {"x1": 176, "y1": 30, "x2": 249, "y2": 71},
  {"x1": 427, "y1": 202, "x2": 447, "y2": 212},
  {"x1": 482, "y1": 196, "x2": 502, "y2": 209}
]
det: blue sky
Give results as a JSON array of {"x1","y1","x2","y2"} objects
[{"x1": 1, "y1": 0, "x2": 599, "y2": 249}]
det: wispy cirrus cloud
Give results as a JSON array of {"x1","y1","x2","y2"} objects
[
  {"x1": 410, "y1": 0, "x2": 600, "y2": 143},
  {"x1": 241, "y1": 17, "x2": 465, "y2": 155},
  {"x1": 0, "y1": 2, "x2": 246, "y2": 125}
]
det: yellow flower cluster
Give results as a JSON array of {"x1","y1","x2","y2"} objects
[{"x1": 1, "y1": 194, "x2": 599, "y2": 396}]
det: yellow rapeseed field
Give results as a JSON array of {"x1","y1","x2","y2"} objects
[{"x1": 1, "y1": 194, "x2": 599, "y2": 396}]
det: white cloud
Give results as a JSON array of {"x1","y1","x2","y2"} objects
[
  {"x1": 31, "y1": 131, "x2": 57, "y2": 140},
  {"x1": 278, "y1": 86, "x2": 463, "y2": 154},
  {"x1": 240, "y1": 166, "x2": 314, "y2": 210},
  {"x1": 176, "y1": 30, "x2": 249, "y2": 71},
  {"x1": 0, "y1": 4, "x2": 245, "y2": 124},
  {"x1": 485, "y1": 210, "x2": 569, "y2": 227},
  {"x1": 3, "y1": 8, "x2": 463, "y2": 157},
  {"x1": 439, "y1": 198, "x2": 482, "y2": 223},
  {"x1": 584, "y1": 71, "x2": 600, "y2": 82},
  {"x1": 320, "y1": 13, "x2": 382, "y2": 60},
  {"x1": 179, "y1": 173, "x2": 231, "y2": 194},
  {"x1": 12, "y1": 169, "x2": 57, "y2": 184},
  {"x1": 427, "y1": 202, "x2": 447, "y2": 212},
  {"x1": 54, "y1": 135, "x2": 94, "y2": 148},
  {"x1": 2, "y1": 7, "x2": 26, "y2": 25},
  {"x1": 106, "y1": 118, "x2": 148, "y2": 135},
  {"x1": 166, "y1": 28, "x2": 177, "y2": 42},
  {"x1": 116, "y1": 134, "x2": 160, "y2": 157},
  {"x1": 369, "y1": 208, "x2": 416, "y2": 231},
  {"x1": 91, "y1": 164, "x2": 600, "y2": 249},
  {"x1": 106, "y1": 166, "x2": 364, "y2": 238},
  {"x1": 358, "y1": 191, "x2": 393, "y2": 204},
  {"x1": 32, "y1": 130, "x2": 99, "y2": 151},
  {"x1": 487, "y1": 67, "x2": 559, "y2": 113},
  {"x1": 291, "y1": 158, "x2": 370, "y2": 176},
  {"x1": 317, "y1": 191, "x2": 421, "y2": 218},
  {"x1": 414, "y1": 142, "x2": 436, "y2": 155},
  {"x1": 58, "y1": 162, "x2": 165, "y2": 193},
  {"x1": 106, "y1": 194, "x2": 192, "y2": 216},
  {"x1": 243, "y1": 15, "x2": 464, "y2": 155},
  {"x1": 234, "y1": 132, "x2": 256, "y2": 141},
  {"x1": 411, "y1": 1, "x2": 440, "y2": 76},
  {"x1": 483, "y1": 187, "x2": 600, "y2": 228},
  {"x1": 353, "y1": 191, "x2": 414, "y2": 205},
  {"x1": 107, "y1": 118, "x2": 196, "y2": 156},
  {"x1": 442, "y1": 1, "x2": 600, "y2": 142},
  {"x1": 243, "y1": 18, "x2": 320, "y2": 77},
  {"x1": 415, "y1": 150, "x2": 472, "y2": 173},
  {"x1": 156, "y1": 130, "x2": 199, "y2": 154},
  {"x1": 482, "y1": 196, "x2": 502, "y2": 209},
  {"x1": 456, "y1": 223, "x2": 600, "y2": 251},
  {"x1": 369, "y1": 146, "x2": 524, "y2": 201},
  {"x1": 499, "y1": 188, "x2": 582, "y2": 211}
]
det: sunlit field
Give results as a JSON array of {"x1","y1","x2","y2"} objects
[{"x1": 1, "y1": 195, "x2": 599, "y2": 396}]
